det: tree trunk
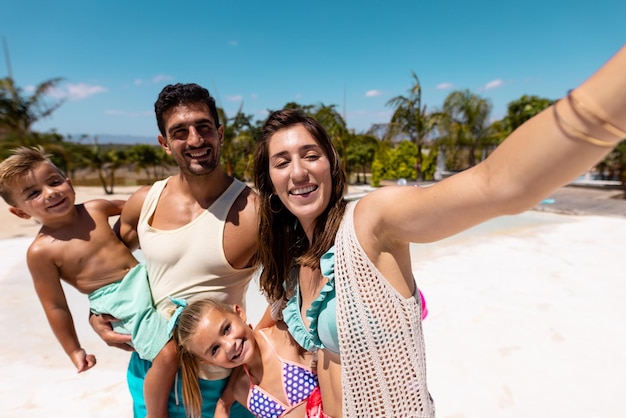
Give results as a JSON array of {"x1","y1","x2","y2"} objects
[{"x1": 416, "y1": 144, "x2": 423, "y2": 181}]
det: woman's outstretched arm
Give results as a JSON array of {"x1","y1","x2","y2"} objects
[{"x1": 361, "y1": 45, "x2": 626, "y2": 246}]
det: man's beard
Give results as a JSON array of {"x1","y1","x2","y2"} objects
[
  {"x1": 174, "y1": 147, "x2": 220, "y2": 177},
  {"x1": 187, "y1": 159, "x2": 218, "y2": 176}
]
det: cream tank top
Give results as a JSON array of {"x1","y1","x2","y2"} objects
[{"x1": 137, "y1": 177, "x2": 255, "y2": 314}]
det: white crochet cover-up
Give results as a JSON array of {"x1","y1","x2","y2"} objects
[{"x1": 335, "y1": 201, "x2": 435, "y2": 417}]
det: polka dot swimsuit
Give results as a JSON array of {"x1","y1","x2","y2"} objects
[{"x1": 244, "y1": 330, "x2": 318, "y2": 418}]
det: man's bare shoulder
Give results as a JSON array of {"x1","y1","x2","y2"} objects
[
  {"x1": 223, "y1": 183, "x2": 259, "y2": 268},
  {"x1": 127, "y1": 185, "x2": 152, "y2": 204},
  {"x1": 121, "y1": 185, "x2": 152, "y2": 218},
  {"x1": 229, "y1": 184, "x2": 259, "y2": 226},
  {"x1": 241, "y1": 184, "x2": 259, "y2": 213}
]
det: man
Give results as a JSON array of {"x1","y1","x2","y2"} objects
[{"x1": 90, "y1": 83, "x2": 259, "y2": 417}]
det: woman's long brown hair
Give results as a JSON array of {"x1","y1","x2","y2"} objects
[{"x1": 253, "y1": 109, "x2": 347, "y2": 303}]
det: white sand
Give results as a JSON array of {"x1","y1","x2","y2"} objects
[
  {"x1": 416, "y1": 212, "x2": 626, "y2": 417},
  {"x1": 1, "y1": 187, "x2": 625, "y2": 417}
]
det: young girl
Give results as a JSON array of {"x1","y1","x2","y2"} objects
[{"x1": 172, "y1": 298, "x2": 319, "y2": 418}]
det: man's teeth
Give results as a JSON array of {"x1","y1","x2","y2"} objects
[{"x1": 189, "y1": 150, "x2": 208, "y2": 158}]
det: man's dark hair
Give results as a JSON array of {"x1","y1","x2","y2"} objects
[{"x1": 154, "y1": 83, "x2": 220, "y2": 136}]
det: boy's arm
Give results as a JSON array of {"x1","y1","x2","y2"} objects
[
  {"x1": 87, "y1": 199, "x2": 125, "y2": 238},
  {"x1": 108, "y1": 199, "x2": 125, "y2": 216},
  {"x1": 27, "y1": 245, "x2": 96, "y2": 372},
  {"x1": 83, "y1": 198, "x2": 125, "y2": 218},
  {"x1": 94, "y1": 198, "x2": 125, "y2": 217}
]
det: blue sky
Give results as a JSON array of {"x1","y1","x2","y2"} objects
[{"x1": 1, "y1": 1, "x2": 624, "y2": 140}]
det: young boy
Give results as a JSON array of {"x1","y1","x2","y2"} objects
[{"x1": 0, "y1": 146, "x2": 177, "y2": 418}]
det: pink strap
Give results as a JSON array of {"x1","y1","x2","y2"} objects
[{"x1": 418, "y1": 289, "x2": 428, "y2": 320}]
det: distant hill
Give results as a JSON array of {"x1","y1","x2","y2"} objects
[{"x1": 66, "y1": 134, "x2": 157, "y2": 145}]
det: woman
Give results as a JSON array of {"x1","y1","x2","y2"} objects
[{"x1": 253, "y1": 46, "x2": 626, "y2": 417}]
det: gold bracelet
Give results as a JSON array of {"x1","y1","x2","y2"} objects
[
  {"x1": 568, "y1": 90, "x2": 626, "y2": 138},
  {"x1": 553, "y1": 100, "x2": 616, "y2": 147}
]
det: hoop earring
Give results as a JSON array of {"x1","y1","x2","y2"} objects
[{"x1": 269, "y1": 193, "x2": 283, "y2": 214}]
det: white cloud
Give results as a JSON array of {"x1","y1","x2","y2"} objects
[
  {"x1": 42, "y1": 83, "x2": 107, "y2": 101},
  {"x1": 130, "y1": 75, "x2": 172, "y2": 85},
  {"x1": 225, "y1": 95, "x2": 243, "y2": 102},
  {"x1": 228, "y1": 40, "x2": 238, "y2": 47},
  {"x1": 483, "y1": 79, "x2": 504, "y2": 90},
  {"x1": 250, "y1": 93, "x2": 258, "y2": 100},
  {"x1": 365, "y1": 89, "x2": 383, "y2": 97},
  {"x1": 436, "y1": 82, "x2": 453, "y2": 90},
  {"x1": 152, "y1": 74, "x2": 173, "y2": 84},
  {"x1": 66, "y1": 83, "x2": 108, "y2": 100}
]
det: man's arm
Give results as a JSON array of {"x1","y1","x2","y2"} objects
[
  {"x1": 89, "y1": 313, "x2": 134, "y2": 350},
  {"x1": 118, "y1": 186, "x2": 150, "y2": 251}
]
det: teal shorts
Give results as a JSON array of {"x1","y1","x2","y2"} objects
[{"x1": 127, "y1": 352, "x2": 254, "y2": 417}]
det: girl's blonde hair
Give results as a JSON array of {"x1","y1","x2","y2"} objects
[{"x1": 173, "y1": 299, "x2": 235, "y2": 418}]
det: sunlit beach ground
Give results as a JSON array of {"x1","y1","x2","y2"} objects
[{"x1": 1, "y1": 185, "x2": 625, "y2": 417}]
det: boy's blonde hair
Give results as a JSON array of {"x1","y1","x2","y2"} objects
[
  {"x1": 173, "y1": 299, "x2": 235, "y2": 418},
  {"x1": 0, "y1": 146, "x2": 61, "y2": 206}
]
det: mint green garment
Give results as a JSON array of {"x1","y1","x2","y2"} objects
[
  {"x1": 283, "y1": 246, "x2": 340, "y2": 354},
  {"x1": 88, "y1": 263, "x2": 169, "y2": 361}
]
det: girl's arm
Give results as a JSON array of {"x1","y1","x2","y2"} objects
[
  {"x1": 358, "y1": 45, "x2": 626, "y2": 247},
  {"x1": 144, "y1": 340, "x2": 178, "y2": 418},
  {"x1": 27, "y1": 244, "x2": 96, "y2": 372},
  {"x1": 215, "y1": 367, "x2": 249, "y2": 418},
  {"x1": 254, "y1": 304, "x2": 277, "y2": 330}
]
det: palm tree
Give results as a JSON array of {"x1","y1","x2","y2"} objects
[
  {"x1": 312, "y1": 104, "x2": 350, "y2": 175},
  {"x1": 127, "y1": 144, "x2": 167, "y2": 183},
  {"x1": 346, "y1": 133, "x2": 378, "y2": 184},
  {"x1": 386, "y1": 72, "x2": 436, "y2": 180},
  {"x1": 503, "y1": 95, "x2": 554, "y2": 133},
  {"x1": 440, "y1": 89, "x2": 492, "y2": 167},
  {"x1": 219, "y1": 105, "x2": 257, "y2": 180},
  {"x1": 0, "y1": 76, "x2": 65, "y2": 146},
  {"x1": 276, "y1": 102, "x2": 351, "y2": 178},
  {"x1": 73, "y1": 136, "x2": 126, "y2": 195}
]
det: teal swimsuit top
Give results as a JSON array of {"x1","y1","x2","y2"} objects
[{"x1": 283, "y1": 246, "x2": 340, "y2": 354}]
